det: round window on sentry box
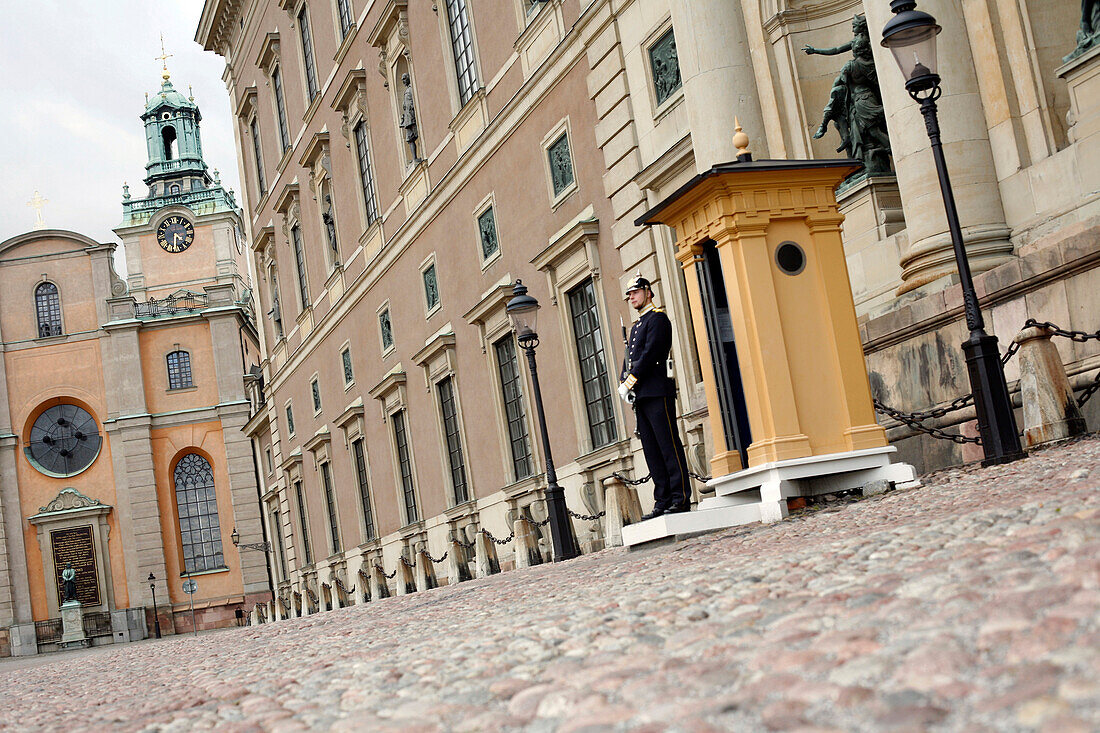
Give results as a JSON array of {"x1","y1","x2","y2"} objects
[{"x1": 774, "y1": 241, "x2": 806, "y2": 276}]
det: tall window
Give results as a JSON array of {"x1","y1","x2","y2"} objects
[
  {"x1": 568, "y1": 279, "x2": 617, "y2": 449},
  {"x1": 392, "y1": 410, "x2": 417, "y2": 523},
  {"x1": 336, "y1": 0, "x2": 353, "y2": 39},
  {"x1": 292, "y1": 225, "x2": 309, "y2": 308},
  {"x1": 495, "y1": 337, "x2": 533, "y2": 480},
  {"x1": 298, "y1": 6, "x2": 319, "y2": 101},
  {"x1": 294, "y1": 480, "x2": 313, "y2": 565},
  {"x1": 437, "y1": 377, "x2": 469, "y2": 503},
  {"x1": 320, "y1": 462, "x2": 341, "y2": 554},
  {"x1": 354, "y1": 122, "x2": 379, "y2": 225},
  {"x1": 173, "y1": 454, "x2": 224, "y2": 573},
  {"x1": 166, "y1": 350, "x2": 193, "y2": 390},
  {"x1": 34, "y1": 282, "x2": 62, "y2": 338},
  {"x1": 272, "y1": 66, "x2": 291, "y2": 153},
  {"x1": 352, "y1": 438, "x2": 375, "y2": 539},
  {"x1": 444, "y1": 0, "x2": 478, "y2": 106},
  {"x1": 250, "y1": 117, "x2": 266, "y2": 196},
  {"x1": 270, "y1": 506, "x2": 288, "y2": 580}
]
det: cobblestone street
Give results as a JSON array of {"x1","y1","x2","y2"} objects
[{"x1": 2, "y1": 436, "x2": 1098, "y2": 732}]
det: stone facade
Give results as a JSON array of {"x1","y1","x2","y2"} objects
[
  {"x1": 197, "y1": 0, "x2": 1100, "y2": 613},
  {"x1": 0, "y1": 72, "x2": 266, "y2": 654}
]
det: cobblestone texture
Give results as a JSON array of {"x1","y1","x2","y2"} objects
[{"x1": 3, "y1": 435, "x2": 1099, "y2": 731}]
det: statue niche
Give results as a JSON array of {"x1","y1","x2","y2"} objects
[
  {"x1": 803, "y1": 15, "x2": 892, "y2": 178},
  {"x1": 1066, "y1": 0, "x2": 1100, "y2": 62}
]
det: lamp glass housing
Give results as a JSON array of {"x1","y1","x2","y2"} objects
[
  {"x1": 231, "y1": 527, "x2": 240, "y2": 547},
  {"x1": 886, "y1": 30, "x2": 939, "y2": 84},
  {"x1": 506, "y1": 283, "x2": 540, "y2": 343}
]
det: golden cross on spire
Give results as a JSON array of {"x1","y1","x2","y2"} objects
[
  {"x1": 26, "y1": 190, "x2": 48, "y2": 230},
  {"x1": 156, "y1": 33, "x2": 173, "y2": 81}
]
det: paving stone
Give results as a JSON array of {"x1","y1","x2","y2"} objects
[{"x1": 2, "y1": 434, "x2": 1099, "y2": 731}]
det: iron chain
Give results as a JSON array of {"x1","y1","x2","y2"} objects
[
  {"x1": 1025, "y1": 318, "x2": 1100, "y2": 343},
  {"x1": 874, "y1": 399, "x2": 981, "y2": 444},
  {"x1": 567, "y1": 509, "x2": 606, "y2": 522},
  {"x1": 1001, "y1": 340, "x2": 1021, "y2": 366},
  {"x1": 481, "y1": 528, "x2": 514, "y2": 546},
  {"x1": 421, "y1": 550, "x2": 449, "y2": 564},
  {"x1": 1076, "y1": 369, "x2": 1100, "y2": 408},
  {"x1": 374, "y1": 564, "x2": 398, "y2": 580}
]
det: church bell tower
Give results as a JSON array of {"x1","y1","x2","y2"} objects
[{"x1": 114, "y1": 51, "x2": 247, "y2": 300}]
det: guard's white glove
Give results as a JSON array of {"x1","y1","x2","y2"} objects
[{"x1": 618, "y1": 381, "x2": 630, "y2": 402}]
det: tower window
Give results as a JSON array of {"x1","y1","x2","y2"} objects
[
  {"x1": 162, "y1": 126, "x2": 178, "y2": 161},
  {"x1": 166, "y1": 350, "x2": 194, "y2": 390},
  {"x1": 34, "y1": 282, "x2": 62, "y2": 338},
  {"x1": 169, "y1": 184, "x2": 181, "y2": 194}
]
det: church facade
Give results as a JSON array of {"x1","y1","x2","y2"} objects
[
  {"x1": 0, "y1": 70, "x2": 268, "y2": 656},
  {"x1": 195, "y1": 0, "x2": 1099, "y2": 617}
]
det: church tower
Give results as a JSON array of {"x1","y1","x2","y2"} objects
[{"x1": 114, "y1": 61, "x2": 249, "y2": 302}]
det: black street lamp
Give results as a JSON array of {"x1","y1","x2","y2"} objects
[
  {"x1": 148, "y1": 572, "x2": 162, "y2": 639},
  {"x1": 882, "y1": 0, "x2": 1024, "y2": 466},
  {"x1": 506, "y1": 280, "x2": 579, "y2": 561},
  {"x1": 231, "y1": 526, "x2": 271, "y2": 553}
]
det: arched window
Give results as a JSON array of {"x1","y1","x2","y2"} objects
[
  {"x1": 173, "y1": 453, "x2": 224, "y2": 573},
  {"x1": 166, "y1": 350, "x2": 193, "y2": 390},
  {"x1": 162, "y1": 126, "x2": 177, "y2": 160},
  {"x1": 169, "y1": 183, "x2": 181, "y2": 194},
  {"x1": 34, "y1": 282, "x2": 62, "y2": 337}
]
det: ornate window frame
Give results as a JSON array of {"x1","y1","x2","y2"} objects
[
  {"x1": 532, "y1": 208, "x2": 627, "y2": 457},
  {"x1": 310, "y1": 372, "x2": 322, "y2": 415},
  {"x1": 367, "y1": 368, "x2": 421, "y2": 528},
  {"x1": 472, "y1": 192, "x2": 501, "y2": 269},
  {"x1": 340, "y1": 340, "x2": 355, "y2": 389},
  {"x1": 542, "y1": 118, "x2": 577, "y2": 208},
  {"x1": 462, "y1": 283, "x2": 542, "y2": 493},
  {"x1": 34, "y1": 279, "x2": 64, "y2": 339},
  {"x1": 412, "y1": 331, "x2": 473, "y2": 507},
  {"x1": 377, "y1": 300, "x2": 395, "y2": 356},
  {"x1": 334, "y1": 397, "x2": 377, "y2": 544},
  {"x1": 420, "y1": 253, "x2": 441, "y2": 318},
  {"x1": 642, "y1": 18, "x2": 685, "y2": 120}
]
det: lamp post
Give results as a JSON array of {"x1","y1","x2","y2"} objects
[
  {"x1": 506, "y1": 280, "x2": 579, "y2": 561},
  {"x1": 147, "y1": 572, "x2": 162, "y2": 639},
  {"x1": 881, "y1": 0, "x2": 1024, "y2": 466},
  {"x1": 231, "y1": 526, "x2": 271, "y2": 553}
]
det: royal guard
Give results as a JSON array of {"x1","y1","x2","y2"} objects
[{"x1": 619, "y1": 275, "x2": 692, "y2": 520}]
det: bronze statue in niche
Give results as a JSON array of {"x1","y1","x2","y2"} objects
[{"x1": 803, "y1": 15, "x2": 893, "y2": 177}]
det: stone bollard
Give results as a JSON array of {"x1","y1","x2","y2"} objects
[
  {"x1": 602, "y1": 475, "x2": 643, "y2": 548},
  {"x1": 1015, "y1": 325, "x2": 1088, "y2": 447},
  {"x1": 513, "y1": 516, "x2": 543, "y2": 568},
  {"x1": 416, "y1": 551, "x2": 439, "y2": 591},
  {"x1": 369, "y1": 563, "x2": 391, "y2": 600},
  {"x1": 447, "y1": 539, "x2": 473, "y2": 585},
  {"x1": 396, "y1": 557, "x2": 417, "y2": 595},
  {"x1": 475, "y1": 531, "x2": 501, "y2": 578}
]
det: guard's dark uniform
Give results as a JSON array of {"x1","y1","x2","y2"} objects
[{"x1": 621, "y1": 304, "x2": 691, "y2": 512}]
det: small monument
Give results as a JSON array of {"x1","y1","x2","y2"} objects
[
  {"x1": 59, "y1": 563, "x2": 89, "y2": 648},
  {"x1": 400, "y1": 72, "x2": 419, "y2": 163},
  {"x1": 1065, "y1": 0, "x2": 1100, "y2": 62}
]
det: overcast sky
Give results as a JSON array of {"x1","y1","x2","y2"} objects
[{"x1": 0, "y1": 1, "x2": 241, "y2": 254}]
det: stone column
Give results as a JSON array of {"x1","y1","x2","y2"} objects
[
  {"x1": 669, "y1": 0, "x2": 767, "y2": 171},
  {"x1": 863, "y1": 0, "x2": 1014, "y2": 294}
]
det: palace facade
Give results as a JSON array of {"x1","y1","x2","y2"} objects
[
  {"x1": 0, "y1": 69, "x2": 267, "y2": 655},
  {"x1": 195, "y1": 0, "x2": 1099, "y2": 616}
]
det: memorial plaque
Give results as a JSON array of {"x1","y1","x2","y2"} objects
[{"x1": 50, "y1": 525, "x2": 100, "y2": 607}]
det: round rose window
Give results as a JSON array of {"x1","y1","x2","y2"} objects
[{"x1": 26, "y1": 404, "x2": 102, "y2": 476}]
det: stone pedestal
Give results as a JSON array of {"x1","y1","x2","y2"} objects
[
  {"x1": 60, "y1": 601, "x2": 88, "y2": 649},
  {"x1": 601, "y1": 476, "x2": 642, "y2": 548},
  {"x1": 1015, "y1": 326, "x2": 1088, "y2": 447},
  {"x1": 512, "y1": 518, "x2": 542, "y2": 569},
  {"x1": 1059, "y1": 44, "x2": 1100, "y2": 145},
  {"x1": 838, "y1": 175, "x2": 907, "y2": 311}
]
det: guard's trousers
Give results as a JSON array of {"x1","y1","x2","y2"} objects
[{"x1": 634, "y1": 395, "x2": 691, "y2": 510}]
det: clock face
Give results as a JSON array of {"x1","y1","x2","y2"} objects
[{"x1": 157, "y1": 215, "x2": 195, "y2": 253}]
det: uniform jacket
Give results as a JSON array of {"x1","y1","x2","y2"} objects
[{"x1": 621, "y1": 305, "x2": 676, "y2": 399}]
